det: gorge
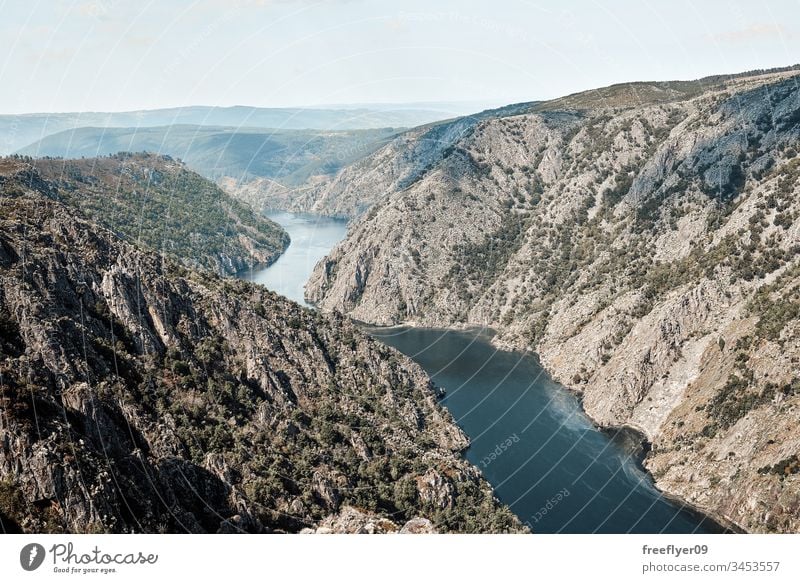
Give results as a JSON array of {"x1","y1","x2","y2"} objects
[
  {"x1": 296, "y1": 67, "x2": 800, "y2": 533},
  {"x1": 3, "y1": 65, "x2": 799, "y2": 535},
  {"x1": 0, "y1": 158, "x2": 521, "y2": 533},
  {"x1": 246, "y1": 211, "x2": 725, "y2": 533}
]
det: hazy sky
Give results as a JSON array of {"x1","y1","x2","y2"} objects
[{"x1": 1, "y1": 0, "x2": 798, "y2": 113}]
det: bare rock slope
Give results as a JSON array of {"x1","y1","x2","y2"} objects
[{"x1": 307, "y1": 67, "x2": 800, "y2": 532}]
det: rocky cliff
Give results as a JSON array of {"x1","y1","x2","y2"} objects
[
  {"x1": 306, "y1": 67, "x2": 800, "y2": 532},
  {"x1": 0, "y1": 160, "x2": 522, "y2": 533},
  {"x1": 16, "y1": 153, "x2": 289, "y2": 277},
  {"x1": 222, "y1": 103, "x2": 537, "y2": 218}
]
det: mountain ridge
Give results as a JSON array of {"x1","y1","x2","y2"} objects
[
  {"x1": 304, "y1": 66, "x2": 800, "y2": 532},
  {"x1": 16, "y1": 125, "x2": 401, "y2": 188},
  {"x1": 0, "y1": 104, "x2": 477, "y2": 156},
  {"x1": 228, "y1": 65, "x2": 800, "y2": 219},
  {"x1": 6, "y1": 153, "x2": 289, "y2": 277}
]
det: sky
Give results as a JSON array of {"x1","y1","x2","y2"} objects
[{"x1": 0, "y1": 0, "x2": 798, "y2": 113}]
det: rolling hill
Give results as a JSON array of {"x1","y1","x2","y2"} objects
[
  {"x1": 17, "y1": 125, "x2": 400, "y2": 186},
  {"x1": 1, "y1": 103, "x2": 476, "y2": 155}
]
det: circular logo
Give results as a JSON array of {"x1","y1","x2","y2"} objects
[{"x1": 19, "y1": 543, "x2": 46, "y2": 571}]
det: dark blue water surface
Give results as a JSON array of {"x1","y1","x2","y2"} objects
[
  {"x1": 245, "y1": 212, "x2": 724, "y2": 533},
  {"x1": 366, "y1": 326, "x2": 724, "y2": 534}
]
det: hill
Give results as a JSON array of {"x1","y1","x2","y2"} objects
[
  {"x1": 225, "y1": 65, "x2": 800, "y2": 218},
  {"x1": 0, "y1": 162, "x2": 522, "y2": 533},
  {"x1": 0, "y1": 104, "x2": 474, "y2": 155},
  {"x1": 17, "y1": 125, "x2": 400, "y2": 187},
  {"x1": 223, "y1": 102, "x2": 537, "y2": 217},
  {"x1": 9, "y1": 153, "x2": 289, "y2": 277}
]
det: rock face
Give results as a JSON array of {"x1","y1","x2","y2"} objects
[
  {"x1": 17, "y1": 153, "x2": 289, "y2": 277},
  {"x1": 0, "y1": 160, "x2": 523, "y2": 533},
  {"x1": 300, "y1": 506, "x2": 436, "y2": 534},
  {"x1": 224, "y1": 103, "x2": 538, "y2": 219},
  {"x1": 306, "y1": 67, "x2": 800, "y2": 532}
]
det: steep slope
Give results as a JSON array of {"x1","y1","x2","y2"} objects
[
  {"x1": 244, "y1": 66, "x2": 800, "y2": 219},
  {"x1": 0, "y1": 160, "x2": 522, "y2": 533},
  {"x1": 13, "y1": 153, "x2": 288, "y2": 277},
  {"x1": 307, "y1": 68, "x2": 800, "y2": 532},
  {"x1": 226, "y1": 103, "x2": 537, "y2": 218}
]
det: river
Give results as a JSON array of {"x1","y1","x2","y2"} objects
[
  {"x1": 238, "y1": 211, "x2": 349, "y2": 307},
  {"x1": 242, "y1": 211, "x2": 724, "y2": 533}
]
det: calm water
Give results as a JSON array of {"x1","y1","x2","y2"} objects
[
  {"x1": 239, "y1": 211, "x2": 348, "y2": 306},
  {"x1": 367, "y1": 326, "x2": 723, "y2": 533},
  {"x1": 243, "y1": 212, "x2": 723, "y2": 533}
]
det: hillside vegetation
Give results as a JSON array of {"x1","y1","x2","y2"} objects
[
  {"x1": 8, "y1": 153, "x2": 289, "y2": 276},
  {"x1": 18, "y1": 125, "x2": 400, "y2": 187}
]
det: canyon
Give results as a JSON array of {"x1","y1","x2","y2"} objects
[{"x1": 304, "y1": 67, "x2": 800, "y2": 532}]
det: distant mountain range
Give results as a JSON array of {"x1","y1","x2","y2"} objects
[
  {"x1": 17, "y1": 125, "x2": 400, "y2": 186},
  {"x1": 0, "y1": 103, "x2": 485, "y2": 155}
]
